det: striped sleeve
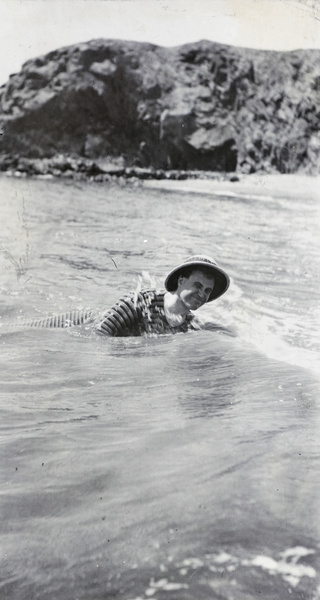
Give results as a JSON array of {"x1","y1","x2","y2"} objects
[
  {"x1": 24, "y1": 309, "x2": 94, "y2": 328},
  {"x1": 95, "y1": 294, "x2": 140, "y2": 336}
]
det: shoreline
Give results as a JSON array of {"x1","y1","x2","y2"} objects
[
  {"x1": 1, "y1": 155, "x2": 319, "y2": 202},
  {"x1": 143, "y1": 173, "x2": 320, "y2": 201},
  {"x1": 0, "y1": 154, "x2": 240, "y2": 184}
]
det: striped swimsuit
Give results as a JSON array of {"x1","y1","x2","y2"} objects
[
  {"x1": 25, "y1": 290, "x2": 197, "y2": 337},
  {"x1": 96, "y1": 290, "x2": 196, "y2": 336}
]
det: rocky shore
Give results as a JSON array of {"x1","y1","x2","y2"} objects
[
  {"x1": 0, "y1": 153, "x2": 240, "y2": 183},
  {"x1": 1, "y1": 38, "x2": 320, "y2": 177}
]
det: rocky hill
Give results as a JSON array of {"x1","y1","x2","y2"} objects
[{"x1": 0, "y1": 38, "x2": 320, "y2": 175}]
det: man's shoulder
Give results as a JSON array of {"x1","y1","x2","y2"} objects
[
  {"x1": 111, "y1": 289, "x2": 165, "y2": 311},
  {"x1": 132, "y1": 288, "x2": 165, "y2": 303}
]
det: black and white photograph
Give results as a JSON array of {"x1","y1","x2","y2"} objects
[{"x1": 1, "y1": 1, "x2": 320, "y2": 599}]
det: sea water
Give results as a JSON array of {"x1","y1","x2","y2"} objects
[{"x1": 0, "y1": 174, "x2": 319, "y2": 600}]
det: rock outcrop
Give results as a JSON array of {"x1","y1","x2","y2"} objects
[{"x1": 0, "y1": 38, "x2": 320, "y2": 175}]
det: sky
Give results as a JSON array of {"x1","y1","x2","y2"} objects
[{"x1": 0, "y1": 0, "x2": 320, "y2": 85}]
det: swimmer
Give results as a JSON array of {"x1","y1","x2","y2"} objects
[
  {"x1": 95, "y1": 254, "x2": 231, "y2": 336},
  {"x1": 26, "y1": 255, "x2": 233, "y2": 337}
]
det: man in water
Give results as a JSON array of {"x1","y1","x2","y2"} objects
[
  {"x1": 26, "y1": 254, "x2": 232, "y2": 335},
  {"x1": 95, "y1": 254, "x2": 231, "y2": 336}
]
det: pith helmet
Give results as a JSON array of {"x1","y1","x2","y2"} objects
[{"x1": 164, "y1": 254, "x2": 230, "y2": 302}]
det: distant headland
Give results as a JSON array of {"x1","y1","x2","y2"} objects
[{"x1": 0, "y1": 38, "x2": 319, "y2": 180}]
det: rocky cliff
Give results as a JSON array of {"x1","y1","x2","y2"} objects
[{"x1": 0, "y1": 38, "x2": 320, "y2": 175}]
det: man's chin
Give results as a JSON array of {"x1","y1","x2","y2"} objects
[
  {"x1": 181, "y1": 297, "x2": 202, "y2": 311},
  {"x1": 189, "y1": 300, "x2": 202, "y2": 310}
]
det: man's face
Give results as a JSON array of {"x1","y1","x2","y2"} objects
[{"x1": 177, "y1": 270, "x2": 215, "y2": 310}]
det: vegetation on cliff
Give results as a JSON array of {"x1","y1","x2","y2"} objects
[{"x1": 0, "y1": 39, "x2": 319, "y2": 175}]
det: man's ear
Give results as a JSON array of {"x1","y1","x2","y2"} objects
[{"x1": 177, "y1": 275, "x2": 184, "y2": 285}]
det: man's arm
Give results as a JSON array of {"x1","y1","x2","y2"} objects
[
  {"x1": 95, "y1": 294, "x2": 140, "y2": 336},
  {"x1": 191, "y1": 315, "x2": 237, "y2": 337},
  {"x1": 202, "y1": 321, "x2": 237, "y2": 337}
]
